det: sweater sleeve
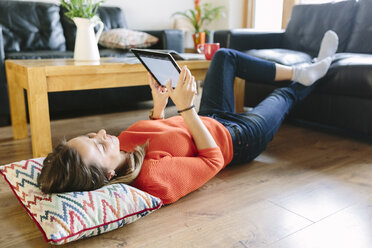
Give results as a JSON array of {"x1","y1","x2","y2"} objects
[{"x1": 133, "y1": 147, "x2": 225, "y2": 204}]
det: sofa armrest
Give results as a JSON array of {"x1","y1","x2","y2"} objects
[
  {"x1": 214, "y1": 29, "x2": 285, "y2": 51},
  {"x1": 143, "y1": 30, "x2": 184, "y2": 53},
  {"x1": 213, "y1": 30, "x2": 230, "y2": 49}
]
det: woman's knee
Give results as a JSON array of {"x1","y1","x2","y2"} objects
[
  {"x1": 272, "y1": 87, "x2": 296, "y2": 103},
  {"x1": 213, "y1": 48, "x2": 234, "y2": 61}
]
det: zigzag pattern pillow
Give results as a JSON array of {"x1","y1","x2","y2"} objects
[{"x1": 0, "y1": 158, "x2": 162, "y2": 245}]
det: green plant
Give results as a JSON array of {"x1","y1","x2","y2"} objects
[
  {"x1": 172, "y1": 0, "x2": 225, "y2": 34},
  {"x1": 61, "y1": 0, "x2": 104, "y2": 19}
]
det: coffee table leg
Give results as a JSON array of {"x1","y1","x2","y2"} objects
[
  {"x1": 26, "y1": 68, "x2": 52, "y2": 157},
  {"x1": 6, "y1": 63, "x2": 28, "y2": 139},
  {"x1": 234, "y1": 77, "x2": 245, "y2": 113}
]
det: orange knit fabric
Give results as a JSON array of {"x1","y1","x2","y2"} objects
[{"x1": 118, "y1": 115, "x2": 233, "y2": 204}]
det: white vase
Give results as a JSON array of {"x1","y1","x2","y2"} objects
[{"x1": 73, "y1": 17, "x2": 104, "y2": 61}]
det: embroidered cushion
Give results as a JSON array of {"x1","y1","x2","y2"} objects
[
  {"x1": 99, "y1": 28, "x2": 159, "y2": 49},
  {"x1": 0, "y1": 158, "x2": 162, "y2": 245}
]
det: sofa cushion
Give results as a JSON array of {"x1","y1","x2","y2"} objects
[
  {"x1": 283, "y1": 0, "x2": 357, "y2": 57},
  {"x1": 245, "y1": 48, "x2": 312, "y2": 66},
  {"x1": 345, "y1": 0, "x2": 372, "y2": 53},
  {"x1": 0, "y1": 1, "x2": 66, "y2": 52},
  {"x1": 99, "y1": 29, "x2": 159, "y2": 50},
  {"x1": 61, "y1": 6, "x2": 127, "y2": 51},
  {"x1": 316, "y1": 53, "x2": 372, "y2": 98},
  {"x1": 244, "y1": 51, "x2": 372, "y2": 99},
  {"x1": 97, "y1": 6, "x2": 128, "y2": 30}
]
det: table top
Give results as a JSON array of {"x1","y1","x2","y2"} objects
[
  {"x1": 5, "y1": 56, "x2": 210, "y2": 67},
  {"x1": 5, "y1": 57, "x2": 211, "y2": 76}
]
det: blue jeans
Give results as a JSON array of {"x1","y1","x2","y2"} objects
[{"x1": 198, "y1": 48, "x2": 317, "y2": 164}]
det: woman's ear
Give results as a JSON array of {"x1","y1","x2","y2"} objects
[{"x1": 107, "y1": 170, "x2": 116, "y2": 180}]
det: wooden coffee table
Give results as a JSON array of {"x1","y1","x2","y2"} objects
[{"x1": 5, "y1": 57, "x2": 215, "y2": 157}]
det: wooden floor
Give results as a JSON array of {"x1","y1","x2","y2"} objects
[{"x1": 0, "y1": 102, "x2": 371, "y2": 248}]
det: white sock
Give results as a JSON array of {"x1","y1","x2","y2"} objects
[
  {"x1": 317, "y1": 30, "x2": 339, "y2": 61},
  {"x1": 292, "y1": 57, "x2": 332, "y2": 86}
]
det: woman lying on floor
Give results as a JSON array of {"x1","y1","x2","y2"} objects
[{"x1": 38, "y1": 31, "x2": 339, "y2": 204}]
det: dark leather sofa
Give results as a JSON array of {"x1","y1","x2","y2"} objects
[
  {"x1": 0, "y1": 1, "x2": 184, "y2": 126},
  {"x1": 214, "y1": 0, "x2": 372, "y2": 139}
]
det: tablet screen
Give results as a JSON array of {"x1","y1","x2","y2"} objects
[
  {"x1": 140, "y1": 56, "x2": 180, "y2": 88},
  {"x1": 131, "y1": 49, "x2": 182, "y2": 88}
]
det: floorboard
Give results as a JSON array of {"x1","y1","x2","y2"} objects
[{"x1": 0, "y1": 101, "x2": 371, "y2": 248}]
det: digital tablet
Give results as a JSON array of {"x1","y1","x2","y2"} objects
[{"x1": 131, "y1": 48, "x2": 181, "y2": 88}]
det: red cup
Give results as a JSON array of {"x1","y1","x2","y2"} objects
[{"x1": 197, "y1": 43, "x2": 220, "y2": 60}]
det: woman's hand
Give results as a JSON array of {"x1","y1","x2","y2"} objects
[
  {"x1": 148, "y1": 73, "x2": 169, "y2": 118},
  {"x1": 166, "y1": 66, "x2": 197, "y2": 110}
]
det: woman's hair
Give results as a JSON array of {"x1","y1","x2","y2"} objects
[
  {"x1": 108, "y1": 142, "x2": 148, "y2": 186},
  {"x1": 38, "y1": 139, "x2": 147, "y2": 194}
]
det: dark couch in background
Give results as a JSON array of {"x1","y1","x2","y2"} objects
[
  {"x1": 0, "y1": 1, "x2": 184, "y2": 126},
  {"x1": 215, "y1": 0, "x2": 372, "y2": 139}
]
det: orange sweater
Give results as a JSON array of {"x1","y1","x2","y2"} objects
[{"x1": 118, "y1": 115, "x2": 233, "y2": 204}]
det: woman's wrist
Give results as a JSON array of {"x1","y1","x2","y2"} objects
[
  {"x1": 177, "y1": 104, "x2": 195, "y2": 114},
  {"x1": 151, "y1": 101, "x2": 167, "y2": 119},
  {"x1": 149, "y1": 108, "x2": 165, "y2": 120}
]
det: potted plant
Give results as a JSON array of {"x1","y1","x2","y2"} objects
[
  {"x1": 173, "y1": 0, "x2": 225, "y2": 49},
  {"x1": 61, "y1": 0, "x2": 105, "y2": 61}
]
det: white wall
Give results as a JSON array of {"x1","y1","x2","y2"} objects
[
  {"x1": 227, "y1": 0, "x2": 244, "y2": 29},
  {"x1": 104, "y1": 0, "x2": 193, "y2": 30},
  {"x1": 254, "y1": 0, "x2": 283, "y2": 31},
  {"x1": 105, "y1": 0, "x2": 244, "y2": 31}
]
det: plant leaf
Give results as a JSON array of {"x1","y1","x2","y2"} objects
[{"x1": 61, "y1": 0, "x2": 104, "y2": 19}]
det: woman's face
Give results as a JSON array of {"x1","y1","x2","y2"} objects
[{"x1": 67, "y1": 129, "x2": 123, "y2": 177}]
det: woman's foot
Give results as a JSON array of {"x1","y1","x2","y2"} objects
[
  {"x1": 317, "y1": 30, "x2": 339, "y2": 61},
  {"x1": 291, "y1": 30, "x2": 338, "y2": 86},
  {"x1": 292, "y1": 57, "x2": 332, "y2": 86}
]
